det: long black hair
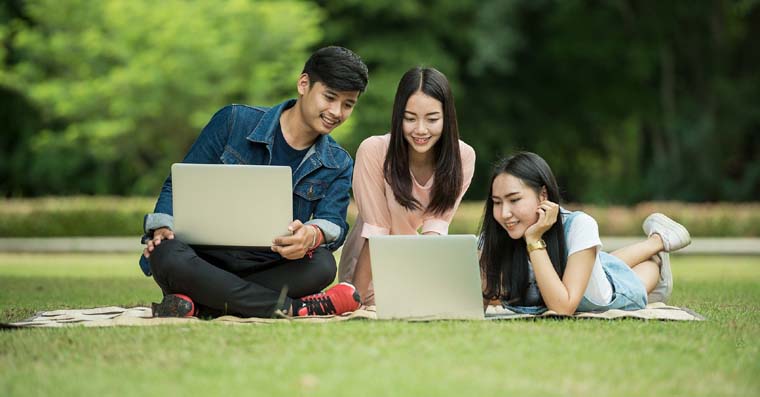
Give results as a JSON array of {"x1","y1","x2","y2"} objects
[
  {"x1": 384, "y1": 66, "x2": 463, "y2": 215},
  {"x1": 479, "y1": 152, "x2": 567, "y2": 305}
]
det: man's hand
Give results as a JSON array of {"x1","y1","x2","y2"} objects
[
  {"x1": 271, "y1": 220, "x2": 320, "y2": 260},
  {"x1": 143, "y1": 227, "x2": 174, "y2": 259}
]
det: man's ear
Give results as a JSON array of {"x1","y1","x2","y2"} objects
[
  {"x1": 296, "y1": 73, "x2": 310, "y2": 96},
  {"x1": 540, "y1": 186, "x2": 548, "y2": 202}
]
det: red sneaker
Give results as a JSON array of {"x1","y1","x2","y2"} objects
[
  {"x1": 151, "y1": 293, "x2": 196, "y2": 317},
  {"x1": 296, "y1": 282, "x2": 361, "y2": 316}
]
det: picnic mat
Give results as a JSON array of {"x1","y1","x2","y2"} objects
[
  {"x1": 2, "y1": 302, "x2": 703, "y2": 328},
  {"x1": 484, "y1": 302, "x2": 705, "y2": 321}
]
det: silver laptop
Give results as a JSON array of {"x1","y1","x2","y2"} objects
[
  {"x1": 369, "y1": 235, "x2": 486, "y2": 320},
  {"x1": 171, "y1": 163, "x2": 292, "y2": 247}
]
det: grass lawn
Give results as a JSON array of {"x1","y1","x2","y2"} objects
[{"x1": 1, "y1": 253, "x2": 759, "y2": 396}]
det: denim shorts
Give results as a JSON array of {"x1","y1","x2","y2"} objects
[
  {"x1": 504, "y1": 252, "x2": 648, "y2": 314},
  {"x1": 576, "y1": 252, "x2": 648, "y2": 312}
]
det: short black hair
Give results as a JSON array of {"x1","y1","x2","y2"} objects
[{"x1": 302, "y1": 46, "x2": 369, "y2": 93}]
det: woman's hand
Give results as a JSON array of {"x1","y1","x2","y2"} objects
[{"x1": 524, "y1": 200, "x2": 559, "y2": 243}]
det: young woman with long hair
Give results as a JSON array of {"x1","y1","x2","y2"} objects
[
  {"x1": 338, "y1": 66, "x2": 476, "y2": 305},
  {"x1": 479, "y1": 152, "x2": 691, "y2": 314}
]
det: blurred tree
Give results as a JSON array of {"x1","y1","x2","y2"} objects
[
  {"x1": 472, "y1": 0, "x2": 760, "y2": 203},
  {"x1": 632, "y1": 0, "x2": 760, "y2": 202},
  {"x1": 462, "y1": 0, "x2": 656, "y2": 203},
  {"x1": 317, "y1": 0, "x2": 759, "y2": 203},
  {"x1": 2, "y1": 0, "x2": 758, "y2": 203},
  {"x1": 316, "y1": 0, "x2": 472, "y2": 152},
  {"x1": 0, "y1": 0, "x2": 323, "y2": 195},
  {"x1": 0, "y1": 0, "x2": 39, "y2": 196}
]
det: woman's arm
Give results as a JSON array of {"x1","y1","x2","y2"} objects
[
  {"x1": 354, "y1": 136, "x2": 393, "y2": 237},
  {"x1": 349, "y1": 136, "x2": 393, "y2": 305},
  {"x1": 523, "y1": 201, "x2": 596, "y2": 315},
  {"x1": 528, "y1": 247, "x2": 596, "y2": 315}
]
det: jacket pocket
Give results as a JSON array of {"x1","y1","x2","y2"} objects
[
  {"x1": 293, "y1": 179, "x2": 327, "y2": 220},
  {"x1": 220, "y1": 146, "x2": 244, "y2": 164},
  {"x1": 294, "y1": 179, "x2": 327, "y2": 201}
]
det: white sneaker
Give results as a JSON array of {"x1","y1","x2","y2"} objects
[
  {"x1": 647, "y1": 252, "x2": 673, "y2": 304},
  {"x1": 642, "y1": 213, "x2": 691, "y2": 252}
]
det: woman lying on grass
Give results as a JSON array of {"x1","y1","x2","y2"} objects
[{"x1": 479, "y1": 152, "x2": 692, "y2": 315}]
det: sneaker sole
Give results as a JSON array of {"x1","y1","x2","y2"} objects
[
  {"x1": 152, "y1": 295, "x2": 195, "y2": 317},
  {"x1": 643, "y1": 213, "x2": 691, "y2": 252},
  {"x1": 648, "y1": 252, "x2": 673, "y2": 304}
]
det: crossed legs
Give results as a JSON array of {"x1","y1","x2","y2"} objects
[
  {"x1": 149, "y1": 239, "x2": 336, "y2": 317},
  {"x1": 609, "y1": 235, "x2": 664, "y2": 293}
]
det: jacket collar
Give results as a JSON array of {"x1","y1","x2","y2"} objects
[{"x1": 246, "y1": 99, "x2": 339, "y2": 168}]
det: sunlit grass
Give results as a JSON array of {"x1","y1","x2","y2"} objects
[{"x1": 1, "y1": 253, "x2": 759, "y2": 396}]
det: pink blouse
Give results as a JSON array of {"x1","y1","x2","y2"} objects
[{"x1": 338, "y1": 134, "x2": 476, "y2": 283}]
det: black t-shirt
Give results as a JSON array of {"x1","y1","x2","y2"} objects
[{"x1": 271, "y1": 124, "x2": 310, "y2": 172}]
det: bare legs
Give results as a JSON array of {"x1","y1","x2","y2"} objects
[
  {"x1": 352, "y1": 239, "x2": 376, "y2": 306},
  {"x1": 609, "y1": 234, "x2": 665, "y2": 293},
  {"x1": 629, "y1": 258, "x2": 661, "y2": 293}
]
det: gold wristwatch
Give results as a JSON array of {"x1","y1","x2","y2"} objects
[{"x1": 527, "y1": 239, "x2": 547, "y2": 253}]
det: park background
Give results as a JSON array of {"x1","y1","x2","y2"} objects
[
  {"x1": 1, "y1": 0, "x2": 758, "y2": 204},
  {"x1": 1, "y1": 1, "x2": 759, "y2": 396}
]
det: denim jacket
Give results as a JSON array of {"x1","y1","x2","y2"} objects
[{"x1": 139, "y1": 99, "x2": 353, "y2": 276}]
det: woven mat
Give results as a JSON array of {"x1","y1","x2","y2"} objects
[
  {"x1": 2, "y1": 306, "x2": 376, "y2": 328},
  {"x1": 2, "y1": 302, "x2": 703, "y2": 328},
  {"x1": 484, "y1": 301, "x2": 705, "y2": 321}
]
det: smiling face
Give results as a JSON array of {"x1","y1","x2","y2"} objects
[
  {"x1": 491, "y1": 173, "x2": 547, "y2": 240},
  {"x1": 402, "y1": 91, "x2": 444, "y2": 157},
  {"x1": 297, "y1": 74, "x2": 360, "y2": 135}
]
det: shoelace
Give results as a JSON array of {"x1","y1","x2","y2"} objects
[{"x1": 301, "y1": 294, "x2": 337, "y2": 315}]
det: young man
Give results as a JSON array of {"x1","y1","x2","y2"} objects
[{"x1": 139, "y1": 46, "x2": 368, "y2": 318}]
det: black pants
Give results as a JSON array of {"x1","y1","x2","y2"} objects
[{"x1": 148, "y1": 239, "x2": 336, "y2": 318}]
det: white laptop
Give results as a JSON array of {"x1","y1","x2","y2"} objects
[
  {"x1": 171, "y1": 163, "x2": 292, "y2": 247},
  {"x1": 369, "y1": 235, "x2": 486, "y2": 320}
]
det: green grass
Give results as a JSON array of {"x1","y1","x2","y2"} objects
[{"x1": 1, "y1": 254, "x2": 759, "y2": 396}]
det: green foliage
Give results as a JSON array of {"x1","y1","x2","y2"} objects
[
  {"x1": 319, "y1": 0, "x2": 760, "y2": 203},
  {"x1": 450, "y1": 200, "x2": 760, "y2": 237},
  {"x1": 0, "y1": 196, "x2": 153, "y2": 236},
  {"x1": 1, "y1": 197, "x2": 758, "y2": 237},
  {"x1": 318, "y1": 0, "x2": 469, "y2": 152},
  {"x1": 0, "y1": 87, "x2": 39, "y2": 196},
  {"x1": 454, "y1": 0, "x2": 760, "y2": 203},
  {"x1": 566, "y1": 201, "x2": 760, "y2": 237},
  {"x1": 1, "y1": 0, "x2": 323, "y2": 195},
  {"x1": 1, "y1": 0, "x2": 759, "y2": 204}
]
